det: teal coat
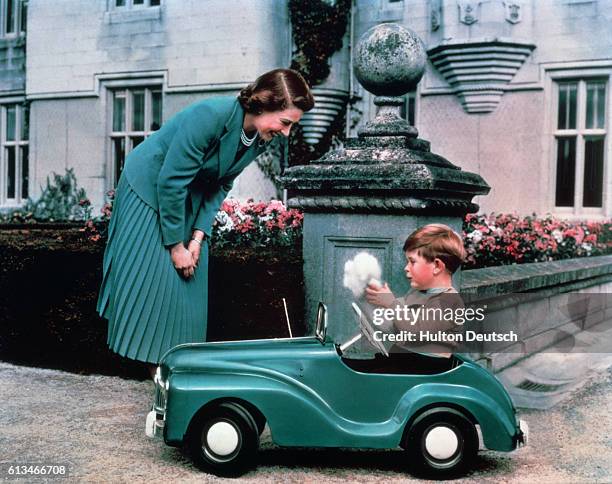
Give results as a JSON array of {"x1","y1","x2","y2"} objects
[{"x1": 123, "y1": 96, "x2": 266, "y2": 247}]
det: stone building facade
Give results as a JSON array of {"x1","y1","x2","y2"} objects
[
  {"x1": 352, "y1": 0, "x2": 612, "y2": 219},
  {"x1": 0, "y1": 0, "x2": 610, "y2": 219}
]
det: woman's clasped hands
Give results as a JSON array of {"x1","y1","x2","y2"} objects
[
  {"x1": 171, "y1": 243, "x2": 196, "y2": 279},
  {"x1": 171, "y1": 231, "x2": 204, "y2": 279}
]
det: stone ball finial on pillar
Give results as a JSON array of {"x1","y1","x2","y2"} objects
[
  {"x1": 354, "y1": 23, "x2": 426, "y2": 96},
  {"x1": 353, "y1": 23, "x2": 427, "y2": 138}
]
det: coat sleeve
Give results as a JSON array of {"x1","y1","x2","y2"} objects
[
  {"x1": 157, "y1": 104, "x2": 220, "y2": 247},
  {"x1": 192, "y1": 176, "x2": 236, "y2": 238}
]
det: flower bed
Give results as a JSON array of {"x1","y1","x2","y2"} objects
[
  {"x1": 212, "y1": 199, "x2": 303, "y2": 250},
  {"x1": 463, "y1": 213, "x2": 612, "y2": 270}
]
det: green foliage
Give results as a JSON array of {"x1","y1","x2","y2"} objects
[
  {"x1": 288, "y1": 0, "x2": 352, "y2": 87},
  {"x1": 25, "y1": 169, "x2": 92, "y2": 222},
  {"x1": 288, "y1": 0, "x2": 351, "y2": 166}
]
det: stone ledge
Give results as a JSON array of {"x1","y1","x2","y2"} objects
[
  {"x1": 103, "y1": 6, "x2": 161, "y2": 24},
  {"x1": 0, "y1": 35, "x2": 25, "y2": 49},
  {"x1": 427, "y1": 38, "x2": 536, "y2": 113},
  {"x1": 461, "y1": 255, "x2": 612, "y2": 298}
]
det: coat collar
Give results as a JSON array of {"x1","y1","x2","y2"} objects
[
  {"x1": 218, "y1": 99, "x2": 270, "y2": 177},
  {"x1": 218, "y1": 99, "x2": 244, "y2": 168}
]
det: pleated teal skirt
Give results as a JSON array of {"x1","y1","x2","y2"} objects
[{"x1": 96, "y1": 176, "x2": 208, "y2": 364}]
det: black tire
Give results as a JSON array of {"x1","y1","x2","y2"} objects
[
  {"x1": 405, "y1": 408, "x2": 478, "y2": 477},
  {"x1": 252, "y1": 412, "x2": 267, "y2": 436},
  {"x1": 187, "y1": 402, "x2": 259, "y2": 477}
]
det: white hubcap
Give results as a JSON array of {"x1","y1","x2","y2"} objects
[
  {"x1": 206, "y1": 421, "x2": 239, "y2": 456},
  {"x1": 424, "y1": 426, "x2": 459, "y2": 460}
]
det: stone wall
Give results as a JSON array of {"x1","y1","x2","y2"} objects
[
  {"x1": 461, "y1": 255, "x2": 612, "y2": 371},
  {"x1": 26, "y1": 0, "x2": 290, "y2": 95}
]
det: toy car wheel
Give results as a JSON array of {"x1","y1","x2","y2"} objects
[
  {"x1": 406, "y1": 409, "x2": 478, "y2": 477},
  {"x1": 252, "y1": 412, "x2": 266, "y2": 436},
  {"x1": 187, "y1": 402, "x2": 259, "y2": 477}
]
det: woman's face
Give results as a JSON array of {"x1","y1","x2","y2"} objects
[{"x1": 252, "y1": 107, "x2": 303, "y2": 142}]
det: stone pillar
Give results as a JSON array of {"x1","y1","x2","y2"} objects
[{"x1": 281, "y1": 24, "x2": 490, "y2": 343}]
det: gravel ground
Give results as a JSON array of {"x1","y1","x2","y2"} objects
[{"x1": 1, "y1": 361, "x2": 611, "y2": 483}]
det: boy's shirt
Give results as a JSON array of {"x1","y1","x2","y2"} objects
[{"x1": 387, "y1": 287, "x2": 464, "y2": 357}]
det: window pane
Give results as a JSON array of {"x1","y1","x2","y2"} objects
[
  {"x1": 557, "y1": 85, "x2": 566, "y2": 129},
  {"x1": 113, "y1": 94, "x2": 125, "y2": 132},
  {"x1": 586, "y1": 81, "x2": 606, "y2": 129},
  {"x1": 151, "y1": 90, "x2": 162, "y2": 131},
  {"x1": 115, "y1": 0, "x2": 126, "y2": 6},
  {"x1": 113, "y1": 138, "x2": 125, "y2": 186},
  {"x1": 583, "y1": 137, "x2": 604, "y2": 207},
  {"x1": 555, "y1": 137, "x2": 576, "y2": 207},
  {"x1": 132, "y1": 91, "x2": 145, "y2": 131},
  {"x1": 21, "y1": 0, "x2": 26, "y2": 32},
  {"x1": 21, "y1": 105, "x2": 29, "y2": 141},
  {"x1": 557, "y1": 82, "x2": 577, "y2": 130},
  {"x1": 6, "y1": 105, "x2": 16, "y2": 141},
  {"x1": 407, "y1": 95, "x2": 415, "y2": 126},
  {"x1": 21, "y1": 146, "x2": 28, "y2": 199},
  {"x1": 131, "y1": 136, "x2": 145, "y2": 150},
  {"x1": 6, "y1": 147, "x2": 16, "y2": 199},
  {"x1": 134, "y1": 0, "x2": 145, "y2": 5},
  {"x1": 568, "y1": 83, "x2": 577, "y2": 129},
  {"x1": 6, "y1": 0, "x2": 16, "y2": 34},
  {"x1": 150, "y1": 0, "x2": 160, "y2": 5}
]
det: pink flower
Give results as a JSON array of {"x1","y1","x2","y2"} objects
[{"x1": 264, "y1": 200, "x2": 286, "y2": 215}]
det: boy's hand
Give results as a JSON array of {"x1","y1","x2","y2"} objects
[{"x1": 365, "y1": 282, "x2": 395, "y2": 308}]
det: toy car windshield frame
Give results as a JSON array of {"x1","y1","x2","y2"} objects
[{"x1": 315, "y1": 302, "x2": 327, "y2": 344}]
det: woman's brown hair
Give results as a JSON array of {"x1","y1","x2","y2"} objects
[{"x1": 238, "y1": 68, "x2": 314, "y2": 114}]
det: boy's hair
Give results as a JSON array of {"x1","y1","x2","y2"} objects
[{"x1": 403, "y1": 223, "x2": 466, "y2": 273}]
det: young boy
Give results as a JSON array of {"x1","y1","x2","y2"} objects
[{"x1": 365, "y1": 223, "x2": 466, "y2": 357}]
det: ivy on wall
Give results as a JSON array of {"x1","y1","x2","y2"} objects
[
  {"x1": 289, "y1": 0, "x2": 352, "y2": 86},
  {"x1": 287, "y1": 0, "x2": 352, "y2": 166}
]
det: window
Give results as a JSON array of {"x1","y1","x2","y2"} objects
[
  {"x1": 1, "y1": 102, "x2": 29, "y2": 205},
  {"x1": 112, "y1": 0, "x2": 160, "y2": 8},
  {"x1": 401, "y1": 90, "x2": 416, "y2": 126},
  {"x1": 110, "y1": 87, "x2": 162, "y2": 186},
  {"x1": 554, "y1": 79, "x2": 607, "y2": 212},
  {"x1": 0, "y1": 0, "x2": 26, "y2": 37}
]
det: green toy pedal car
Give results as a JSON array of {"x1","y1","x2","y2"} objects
[{"x1": 145, "y1": 303, "x2": 527, "y2": 477}]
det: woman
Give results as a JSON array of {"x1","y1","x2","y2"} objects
[{"x1": 96, "y1": 69, "x2": 314, "y2": 373}]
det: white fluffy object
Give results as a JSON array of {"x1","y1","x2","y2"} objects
[{"x1": 343, "y1": 252, "x2": 382, "y2": 298}]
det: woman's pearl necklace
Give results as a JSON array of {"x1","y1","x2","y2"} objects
[{"x1": 240, "y1": 128, "x2": 258, "y2": 146}]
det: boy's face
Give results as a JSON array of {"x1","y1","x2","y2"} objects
[{"x1": 404, "y1": 249, "x2": 437, "y2": 290}]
